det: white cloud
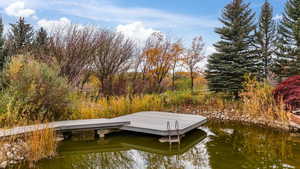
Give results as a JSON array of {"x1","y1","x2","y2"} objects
[
  {"x1": 116, "y1": 22, "x2": 159, "y2": 42},
  {"x1": 37, "y1": 17, "x2": 71, "y2": 32},
  {"x1": 206, "y1": 45, "x2": 216, "y2": 56},
  {"x1": 52, "y1": 0, "x2": 219, "y2": 29},
  {"x1": 5, "y1": 1, "x2": 36, "y2": 18},
  {"x1": 273, "y1": 14, "x2": 283, "y2": 20}
]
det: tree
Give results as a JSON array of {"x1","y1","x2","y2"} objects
[
  {"x1": 0, "y1": 17, "x2": 6, "y2": 71},
  {"x1": 206, "y1": 0, "x2": 257, "y2": 97},
  {"x1": 255, "y1": 0, "x2": 276, "y2": 79},
  {"x1": 170, "y1": 41, "x2": 183, "y2": 91},
  {"x1": 183, "y1": 36, "x2": 205, "y2": 92},
  {"x1": 93, "y1": 30, "x2": 135, "y2": 98},
  {"x1": 34, "y1": 27, "x2": 48, "y2": 47},
  {"x1": 33, "y1": 27, "x2": 49, "y2": 60},
  {"x1": 273, "y1": 0, "x2": 300, "y2": 80},
  {"x1": 142, "y1": 33, "x2": 174, "y2": 93},
  {"x1": 48, "y1": 25, "x2": 98, "y2": 85},
  {"x1": 8, "y1": 17, "x2": 34, "y2": 55}
]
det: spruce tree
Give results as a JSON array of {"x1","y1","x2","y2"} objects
[
  {"x1": 206, "y1": 0, "x2": 256, "y2": 96},
  {"x1": 8, "y1": 17, "x2": 34, "y2": 55},
  {"x1": 34, "y1": 27, "x2": 48, "y2": 47},
  {"x1": 255, "y1": 0, "x2": 276, "y2": 79},
  {"x1": 32, "y1": 27, "x2": 49, "y2": 60},
  {"x1": 273, "y1": 0, "x2": 300, "y2": 80}
]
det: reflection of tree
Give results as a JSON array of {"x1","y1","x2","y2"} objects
[
  {"x1": 207, "y1": 122, "x2": 294, "y2": 169},
  {"x1": 140, "y1": 152, "x2": 184, "y2": 169},
  {"x1": 70, "y1": 151, "x2": 134, "y2": 169},
  {"x1": 181, "y1": 138, "x2": 211, "y2": 169}
]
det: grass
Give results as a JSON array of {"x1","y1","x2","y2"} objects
[
  {"x1": 240, "y1": 76, "x2": 288, "y2": 123},
  {"x1": 25, "y1": 125, "x2": 57, "y2": 163}
]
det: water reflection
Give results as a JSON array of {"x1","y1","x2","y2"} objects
[
  {"x1": 18, "y1": 122, "x2": 300, "y2": 169},
  {"x1": 207, "y1": 121, "x2": 299, "y2": 169}
]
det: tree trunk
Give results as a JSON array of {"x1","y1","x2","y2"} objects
[
  {"x1": 190, "y1": 70, "x2": 194, "y2": 93},
  {"x1": 172, "y1": 69, "x2": 176, "y2": 91}
]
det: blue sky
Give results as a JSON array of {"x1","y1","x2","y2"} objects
[{"x1": 0, "y1": 0, "x2": 287, "y2": 54}]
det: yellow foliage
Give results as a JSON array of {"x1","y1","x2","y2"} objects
[
  {"x1": 72, "y1": 95, "x2": 164, "y2": 119},
  {"x1": 240, "y1": 75, "x2": 288, "y2": 122},
  {"x1": 26, "y1": 125, "x2": 57, "y2": 163}
]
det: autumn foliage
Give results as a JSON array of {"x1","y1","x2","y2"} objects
[{"x1": 273, "y1": 75, "x2": 300, "y2": 110}]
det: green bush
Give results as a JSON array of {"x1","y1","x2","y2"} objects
[{"x1": 0, "y1": 55, "x2": 72, "y2": 126}]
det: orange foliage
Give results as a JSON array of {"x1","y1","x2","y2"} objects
[{"x1": 142, "y1": 33, "x2": 183, "y2": 92}]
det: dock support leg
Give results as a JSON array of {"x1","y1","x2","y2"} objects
[
  {"x1": 62, "y1": 132, "x2": 72, "y2": 140},
  {"x1": 96, "y1": 129, "x2": 112, "y2": 138}
]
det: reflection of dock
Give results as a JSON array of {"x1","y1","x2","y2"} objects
[
  {"x1": 0, "y1": 111, "x2": 207, "y2": 141},
  {"x1": 59, "y1": 129, "x2": 207, "y2": 156}
]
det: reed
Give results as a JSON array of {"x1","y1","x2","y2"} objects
[
  {"x1": 25, "y1": 124, "x2": 57, "y2": 163},
  {"x1": 240, "y1": 76, "x2": 288, "y2": 122}
]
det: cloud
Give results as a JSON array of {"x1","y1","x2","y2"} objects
[
  {"x1": 5, "y1": 1, "x2": 36, "y2": 18},
  {"x1": 206, "y1": 45, "x2": 216, "y2": 56},
  {"x1": 116, "y1": 22, "x2": 159, "y2": 42},
  {"x1": 273, "y1": 14, "x2": 283, "y2": 20},
  {"x1": 51, "y1": 0, "x2": 219, "y2": 29},
  {"x1": 37, "y1": 17, "x2": 71, "y2": 32}
]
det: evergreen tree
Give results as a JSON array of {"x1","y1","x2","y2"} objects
[
  {"x1": 33, "y1": 27, "x2": 49, "y2": 58},
  {"x1": 34, "y1": 27, "x2": 48, "y2": 47},
  {"x1": 273, "y1": 0, "x2": 300, "y2": 80},
  {"x1": 206, "y1": 0, "x2": 257, "y2": 96},
  {"x1": 8, "y1": 17, "x2": 34, "y2": 55},
  {"x1": 254, "y1": 0, "x2": 276, "y2": 79}
]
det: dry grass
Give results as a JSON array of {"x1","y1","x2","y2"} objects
[
  {"x1": 240, "y1": 76, "x2": 288, "y2": 122},
  {"x1": 72, "y1": 94, "x2": 164, "y2": 119},
  {"x1": 25, "y1": 124, "x2": 57, "y2": 163}
]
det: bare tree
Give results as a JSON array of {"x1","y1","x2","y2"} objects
[
  {"x1": 93, "y1": 30, "x2": 135, "y2": 98},
  {"x1": 183, "y1": 36, "x2": 205, "y2": 92},
  {"x1": 47, "y1": 25, "x2": 99, "y2": 86}
]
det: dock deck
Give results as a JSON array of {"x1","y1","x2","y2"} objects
[
  {"x1": 115, "y1": 111, "x2": 207, "y2": 136},
  {"x1": 0, "y1": 111, "x2": 207, "y2": 138}
]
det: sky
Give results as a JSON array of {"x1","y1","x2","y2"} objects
[{"x1": 0, "y1": 0, "x2": 287, "y2": 55}]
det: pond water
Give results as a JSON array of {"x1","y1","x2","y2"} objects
[{"x1": 16, "y1": 121, "x2": 300, "y2": 169}]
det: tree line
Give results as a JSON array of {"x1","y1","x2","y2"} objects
[
  {"x1": 0, "y1": 17, "x2": 206, "y2": 98},
  {"x1": 206, "y1": 0, "x2": 300, "y2": 97}
]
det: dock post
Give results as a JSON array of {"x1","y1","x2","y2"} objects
[
  {"x1": 175, "y1": 120, "x2": 180, "y2": 145},
  {"x1": 167, "y1": 121, "x2": 171, "y2": 146},
  {"x1": 62, "y1": 132, "x2": 72, "y2": 140},
  {"x1": 96, "y1": 129, "x2": 113, "y2": 138}
]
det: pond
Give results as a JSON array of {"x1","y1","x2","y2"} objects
[{"x1": 16, "y1": 121, "x2": 300, "y2": 169}]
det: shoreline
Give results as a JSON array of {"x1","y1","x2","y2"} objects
[{"x1": 180, "y1": 107, "x2": 300, "y2": 132}]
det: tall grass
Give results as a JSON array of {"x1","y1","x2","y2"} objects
[
  {"x1": 72, "y1": 94, "x2": 164, "y2": 119},
  {"x1": 240, "y1": 75, "x2": 288, "y2": 122},
  {"x1": 25, "y1": 125, "x2": 57, "y2": 163}
]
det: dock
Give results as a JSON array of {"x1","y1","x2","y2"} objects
[{"x1": 0, "y1": 111, "x2": 207, "y2": 141}]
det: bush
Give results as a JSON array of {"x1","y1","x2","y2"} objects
[
  {"x1": 0, "y1": 55, "x2": 72, "y2": 126},
  {"x1": 240, "y1": 75, "x2": 288, "y2": 122},
  {"x1": 273, "y1": 75, "x2": 300, "y2": 110}
]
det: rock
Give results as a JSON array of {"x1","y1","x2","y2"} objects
[
  {"x1": 0, "y1": 161, "x2": 7, "y2": 168},
  {"x1": 6, "y1": 152, "x2": 13, "y2": 159}
]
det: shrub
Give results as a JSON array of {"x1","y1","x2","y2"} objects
[
  {"x1": 273, "y1": 75, "x2": 300, "y2": 110},
  {"x1": 240, "y1": 75, "x2": 288, "y2": 122},
  {"x1": 0, "y1": 55, "x2": 72, "y2": 126}
]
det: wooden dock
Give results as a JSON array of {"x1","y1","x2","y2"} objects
[
  {"x1": 0, "y1": 111, "x2": 207, "y2": 139},
  {"x1": 115, "y1": 111, "x2": 207, "y2": 136}
]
